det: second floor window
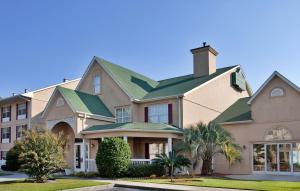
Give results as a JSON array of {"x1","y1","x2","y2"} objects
[
  {"x1": 116, "y1": 107, "x2": 131, "y2": 123},
  {"x1": 17, "y1": 103, "x2": 27, "y2": 120},
  {"x1": 2, "y1": 106, "x2": 11, "y2": 123},
  {"x1": 93, "y1": 75, "x2": 101, "y2": 94},
  {"x1": 16, "y1": 125, "x2": 27, "y2": 139},
  {"x1": 1, "y1": 127, "x2": 10, "y2": 144},
  {"x1": 148, "y1": 104, "x2": 168, "y2": 123}
]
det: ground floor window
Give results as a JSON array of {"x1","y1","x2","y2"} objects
[
  {"x1": 1, "y1": 151, "x2": 7, "y2": 160},
  {"x1": 149, "y1": 143, "x2": 165, "y2": 160},
  {"x1": 253, "y1": 143, "x2": 299, "y2": 173}
]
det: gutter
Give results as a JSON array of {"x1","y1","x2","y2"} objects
[
  {"x1": 77, "y1": 112, "x2": 116, "y2": 122},
  {"x1": 81, "y1": 128, "x2": 183, "y2": 134},
  {"x1": 219, "y1": 120, "x2": 253, "y2": 125},
  {"x1": 132, "y1": 94, "x2": 183, "y2": 103}
]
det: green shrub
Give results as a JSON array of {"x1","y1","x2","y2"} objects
[
  {"x1": 6, "y1": 143, "x2": 22, "y2": 171},
  {"x1": 19, "y1": 128, "x2": 66, "y2": 183},
  {"x1": 96, "y1": 138, "x2": 131, "y2": 178},
  {"x1": 126, "y1": 163, "x2": 165, "y2": 178},
  {"x1": 72, "y1": 171, "x2": 99, "y2": 178}
]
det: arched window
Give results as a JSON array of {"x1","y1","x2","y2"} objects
[
  {"x1": 270, "y1": 87, "x2": 284, "y2": 97},
  {"x1": 56, "y1": 97, "x2": 65, "y2": 107},
  {"x1": 264, "y1": 127, "x2": 292, "y2": 141}
]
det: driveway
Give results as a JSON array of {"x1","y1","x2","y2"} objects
[{"x1": 0, "y1": 171, "x2": 27, "y2": 182}]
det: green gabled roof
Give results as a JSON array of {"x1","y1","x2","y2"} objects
[
  {"x1": 95, "y1": 57, "x2": 159, "y2": 100},
  {"x1": 214, "y1": 97, "x2": 252, "y2": 123},
  {"x1": 83, "y1": 122, "x2": 183, "y2": 133},
  {"x1": 95, "y1": 57, "x2": 240, "y2": 101},
  {"x1": 143, "y1": 66, "x2": 238, "y2": 100},
  {"x1": 57, "y1": 86, "x2": 113, "y2": 117}
]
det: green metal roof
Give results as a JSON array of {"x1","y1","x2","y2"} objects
[
  {"x1": 214, "y1": 97, "x2": 252, "y2": 123},
  {"x1": 57, "y1": 86, "x2": 113, "y2": 117},
  {"x1": 83, "y1": 122, "x2": 183, "y2": 133},
  {"x1": 96, "y1": 57, "x2": 159, "y2": 100},
  {"x1": 95, "y1": 57, "x2": 240, "y2": 101}
]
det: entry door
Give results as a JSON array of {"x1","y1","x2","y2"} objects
[
  {"x1": 74, "y1": 143, "x2": 84, "y2": 172},
  {"x1": 266, "y1": 143, "x2": 292, "y2": 174}
]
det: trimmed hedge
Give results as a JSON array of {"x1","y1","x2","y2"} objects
[
  {"x1": 96, "y1": 138, "x2": 131, "y2": 178},
  {"x1": 126, "y1": 163, "x2": 165, "y2": 178}
]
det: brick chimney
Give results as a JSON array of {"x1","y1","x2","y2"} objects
[{"x1": 190, "y1": 42, "x2": 218, "y2": 78}]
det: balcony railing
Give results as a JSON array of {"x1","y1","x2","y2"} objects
[{"x1": 130, "y1": 159, "x2": 152, "y2": 166}]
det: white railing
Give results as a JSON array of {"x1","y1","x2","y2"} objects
[
  {"x1": 86, "y1": 159, "x2": 97, "y2": 172},
  {"x1": 130, "y1": 159, "x2": 152, "y2": 166}
]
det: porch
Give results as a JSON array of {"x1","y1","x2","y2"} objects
[{"x1": 78, "y1": 122, "x2": 183, "y2": 172}]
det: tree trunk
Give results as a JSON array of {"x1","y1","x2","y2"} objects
[{"x1": 201, "y1": 159, "x2": 212, "y2": 176}]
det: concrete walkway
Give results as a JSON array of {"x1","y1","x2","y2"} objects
[
  {"x1": 0, "y1": 171, "x2": 27, "y2": 182},
  {"x1": 95, "y1": 180, "x2": 247, "y2": 191},
  {"x1": 226, "y1": 174, "x2": 300, "y2": 182}
]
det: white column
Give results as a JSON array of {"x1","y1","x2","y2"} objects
[
  {"x1": 82, "y1": 139, "x2": 87, "y2": 172},
  {"x1": 168, "y1": 137, "x2": 173, "y2": 154},
  {"x1": 101, "y1": 137, "x2": 105, "y2": 141},
  {"x1": 123, "y1": 136, "x2": 128, "y2": 143}
]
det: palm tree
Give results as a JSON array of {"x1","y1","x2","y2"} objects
[
  {"x1": 152, "y1": 151, "x2": 191, "y2": 181},
  {"x1": 177, "y1": 122, "x2": 241, "y2": 176}
]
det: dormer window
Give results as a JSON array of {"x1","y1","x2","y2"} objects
[
  {"x1": 93, "y1": 75, "x2": 101, "y2": 94},
  {"x1": 270, "y1": 87, "x2": 284, "y2": 97}
]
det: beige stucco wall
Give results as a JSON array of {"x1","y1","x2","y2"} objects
[
  {"x1": 214, "y1": 75, "x2": 300, "y2": 175},
  {"x1": 77, "y1": 61, "x2": 132, "y2": 115},
  {"x1": 182, "y1": 68, "x2": 250, "y2": 127}
]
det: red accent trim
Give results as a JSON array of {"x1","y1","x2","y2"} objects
[
  {"x1": 8, "y1": 127, "x2": 11, "y2": 143},
  {"x1": 168, "y1": 104, "x2": 173, "y2": 125},
  {"x1": 145, "y1": 143, "x2": 150, "y2": 159},
  {"x1": 25, "y1": 102, "x2": 28, "y2": 119},
  {"x1": 9, "y1": 105, "x2": 11, "y2": 122},
  {"x1": 16, "y1": 104, "x2": 19, "y2": 120},
  {"x1": 0, "y1": 108, "x2": 2, "y2": 123},
  {"x1": 144, "y1": 107, "x2": 148, "y2": 122}
]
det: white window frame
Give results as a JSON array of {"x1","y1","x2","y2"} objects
[
  {"x1": 17, "y1": 103, "x2": 27, "y2": 120},
  {"x1": 148, "y1": 104, "x2": 168, "y2": 124},
  {"x1": 93, "y1": 75, "x2": 101, "y2": 94},
  {"x1": 16, "y1": 125, "x2": 26, "y2": 139},
  {"x1": 2, "y1": 106, "x2": 11, "y2": 123},
  {"x1": 270, "y1": 87, "x2": 285, "y2": 97},
  {"x1": 1, "y1": 127, "x2": 10, "y2": 144},
  {"x1": 116, "y1": 107, "x2": 131, "y2": 123}
]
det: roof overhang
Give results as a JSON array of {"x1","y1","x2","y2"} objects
[
  {"x1": 81, "y1": 128, "x2": 183, "y2": 135},
  {"x1": 0, "y1": 95, "x2": 31, "y2": 104},
  {"x1": 247, "y1": 71, "x2": 300, "y2": 104}
]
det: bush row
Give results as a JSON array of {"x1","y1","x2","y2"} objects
[{"x1": 126, "y1": 163, "x2": 165, "y2": 178}]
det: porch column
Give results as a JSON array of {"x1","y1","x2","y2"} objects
[
  {"x1": 82, "y1": 139, "x2": 87, "y2": 172},
  {"x1": 123, "y1": 136, "x2": 128, "y2": 143},
  {"x1": 168, "y1": 137, "x2": 173, "y2": 155}
]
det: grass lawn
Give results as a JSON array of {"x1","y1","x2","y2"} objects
[
  {"x1": 0, "y1": 178, "x2": 109, "y2": 191},
  {"x1": 131, "y1": 177, "x2": 300, "y2": 191}
]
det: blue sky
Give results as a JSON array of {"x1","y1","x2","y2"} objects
[{"x1": 1, "y1": 1, "x2": 300, "y2": 97}]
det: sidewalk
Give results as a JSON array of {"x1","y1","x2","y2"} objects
[{"x1": 0, "y1": 171, "x2": 27, "y2": 182}]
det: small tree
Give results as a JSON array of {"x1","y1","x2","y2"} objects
[
  {"x1": 96, "y1": 138, "x2": 131, "y2": 178},
  {"x1": 179, "y1": 122, "x2": 241, "y2": 176},
  {"x1": 19, "y1": 128, "x2": 66, "y2": 183},
  {"x1": 152, "y1": 151, "x2": 191, "y2": 181},
  {"x1": 6, "y1": 142, "x2": 22, "y2": 171}
]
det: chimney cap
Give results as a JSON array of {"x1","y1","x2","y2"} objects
[{"x1": 190, "y1": 43, "x2": 219, "y2": 56}]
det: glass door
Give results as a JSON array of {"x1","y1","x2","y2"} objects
[
  {"x1": 266, "y1": 144, "x2": 278, "y2": 172},
  {"x1": 279, "y1": 143, "x2": 292, "y2": 172}
]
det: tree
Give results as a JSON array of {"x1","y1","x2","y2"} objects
[
  {"x1": 96, "y1": 138, "x2": 131, "y2": 178},
  {"x1": 152, "y1": 151, "x2": 191, "y2": 181},
  {"x1": 19, "y1": 128, "x2": 66, "y2": 183},
  {"x1": 178, "y1": 122, "x2": 241, "y2": 176},
  {"x1": 6, "y1": 142, "x2": 22, "y2": 171}
]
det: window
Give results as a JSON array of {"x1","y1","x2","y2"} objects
[
  {"x1": 1, "y1": 106, "x2": 11, "y2": 122},
  {"x1": 149, "y1": 143, "x2": 165, "y2": 159},
  {"x1": 270, "y1": 87, "x2": 284, "y2": 97},
  {"x1": 56, "y1": 97, "x2": 65, "y2": 107},
  {"x1": 1, "y1": 151, "x2": 7, "y2": 160},
  {"x1": 1, "y1": 127, "x2": 10, "y2": 143},
  {"x1": 253, "y1": 144, "x2": 265, "y2": 171},
  {"x1": 148, "y1": 104, "x2": 168, "y2": 123},
  {"x1": 116, "y1": 107, "x2": 131, "y2": 123},
  {"x1": 17, "y1": 103, "x2": 27, "y2": 120},
  {"x1": 93, "y1": 75, "x2": 101, "y2": 94},
  {"x1": 16, "y1": 125, "x2": 27, "y2": 139}
]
